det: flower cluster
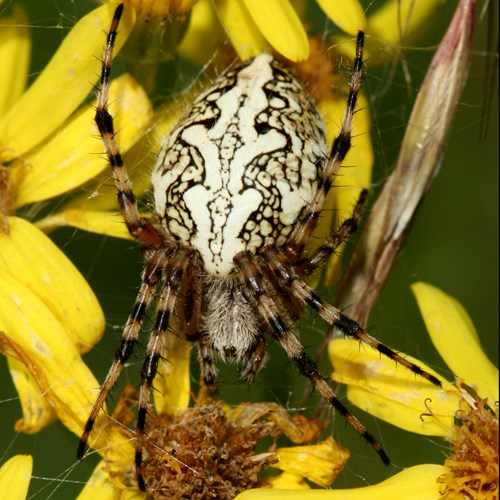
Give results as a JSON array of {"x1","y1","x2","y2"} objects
[{"x1": 1, "y1": 0, "x2": 495, "y2": 498}]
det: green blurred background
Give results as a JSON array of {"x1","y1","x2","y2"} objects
[{"x1": 0, "y1": 0, "x2": 497, "y2": 497}]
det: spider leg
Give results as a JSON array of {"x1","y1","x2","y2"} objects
[
  {"x1": 95, "y1": 3, "x2": 164, "y2": 248},
  {"x1": 198, "y1": 331, "x2": 218, "y2": 396},
  {"x1": 261, "y1": 246, "x2": 442, "y2": 388},
  {"x1": 78, "y1": 247, "x2": 172, "y2": 459},
  {"x1": 135, "y1": 246, "x2": 193, "y2": 491},
  {"x1": 294, "y1": 189, "x2": 368, "y2": 276},
  {"x1": 234, "y1": 250, "x2": 390, "y2": 465},
  {"x1": 240, "y1": 334, "x2": 267, "y2": 383},
  {"x1": 284, "y1": 31, "x2": 365, "y2": 261},
  {"x1": 183, "y1": 256, "x2": 202, "y2": 342}
]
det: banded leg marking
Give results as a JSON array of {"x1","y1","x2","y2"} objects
[
  {"x1": 77, "y1": 247, "x2": 170, "y2": 459},
  {"x1": 284, "y1": 31, "x2": 365, "y2": 260},
  {"x1": 294, "y1": 189, "x2": 368, "y2": 276},
  {"x1": 262, "y1": 246, "x2": 442, "y2": 388},
  {"x1": 134, "y1": 247, "x2": 193, "y2": 491},
  {"x1": 95, "y1": 3, "x2": 163, "y2": 247},
  {"x1": 235, "y1": 250, "x2": 390, "y2": 465}
]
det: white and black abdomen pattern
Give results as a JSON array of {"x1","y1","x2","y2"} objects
[{"x1": 152, "y1": 54, "x2": 327, "y2": 277}]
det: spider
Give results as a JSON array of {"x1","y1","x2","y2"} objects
[{"x1": 78, "y1": 3, "x2": 442, "y2": 491}]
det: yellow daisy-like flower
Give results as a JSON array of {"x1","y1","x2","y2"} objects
[
  {"x1": 329, "y1": 282, "x2": 499, "y2": 498},
  {"x1": 0, "y1": 0, "x2": 457, "y2": 497}
]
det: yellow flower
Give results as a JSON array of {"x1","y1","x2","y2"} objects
[
  {"x1": 0, "y1": 0, "x2": 453, "y2": 497},
  {"x1": 329, "y1": 282, "x2": 498, "y2": 498},
  {"x1": 0, "y1": 1, "x2": 149, "y2": 490},
  {"x1": 0, "y1": 455, "x2": 32, "y2": 499}
]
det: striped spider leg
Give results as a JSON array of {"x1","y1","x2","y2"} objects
[{"x1": 78, "y1": 3, "x2": 442, "y2": 493}]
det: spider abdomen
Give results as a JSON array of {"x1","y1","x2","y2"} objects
[{"x1": 152, "y1": 54, "x2": 327, "y2": 277}]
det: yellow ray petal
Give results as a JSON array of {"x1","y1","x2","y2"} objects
[
  {"x1": 0, "y1": 277, "x2": 133, "y2": 465},
  {"x1": 0, "y1": 5, "x2": 30, "y2": 117},
  {"x1": 35, "y1": 209, "x2": 133, "y2": 240},
  {"x1": 0, "y1": 217, "x2": 104, "y2": 352},
  {"x1": 329, "y1": 338, "x2": 459, "y2": 436},
  {"x1": 56, "y1": 91, "x2": 186, "y2": 216},
  {"x1": 236, "y1": 464, "x2": 448, "y2": 499},
  {"x1": 0, "y1": 455, "x2": 33, "y2": 500},
  {"x1": 15, "y1": 73, "x2": 152, "y2": 206},
  {"x1": 312, "y1": 93, "x2": 373, "y2": 286},
  {"x1": 153, "y1": 325, "x2": 192, "y2": 415},
  {"x1": 411, "y1": 282, "x2": 499, "y2": 405},
  {"x1": 367, "y1": 0, "x2": 442, "y2": 45},
  {"x1": 315, "y1": 0, "x2": 366, "y2": 34},
  {"x1": 241, "y1": 0, "x2": 309, "y2": 61},
  {"x1": 0, "y1": 3, "x2": 135, "y2": 160},
  {"x1": 216, "y1": 0, "x2": 268, "y2": 61},
  {"x1": 8, "y1": 357, "x2": 56, "y2": 433},
  {"x1": 178, "y1": 0, "x2": 225, "y2": 64}
]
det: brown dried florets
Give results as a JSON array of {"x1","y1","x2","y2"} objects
[{"x1": 438, "y1": 397, "x2": 499, "y2": 499}]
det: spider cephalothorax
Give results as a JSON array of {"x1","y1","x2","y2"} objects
[{"x1": 78, "y1": 3, "x2": 442, "y2": 492}]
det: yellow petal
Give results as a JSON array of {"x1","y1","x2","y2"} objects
[
  {"x1": 329, "y1": 338, "x2": 459, "y2": 436},
  {"x1": 367, "y1": 0, "x2": 442, "y2": 45},
  {"x1": 178, "y1": 0, "x2": 225, "y2": 64},
  {"x1": 316, "y1": 0, "x2": 366, "y2": 34},
  {"x1": 311, "y1": 92, "x2": 373, "y2": 286},
  {"x1": 412, "y1": 282, "x2": 499, "y2": 405},
  {"x1": 15, "y1": 73, "x2": 152, "y2": 206},
  {"x1": 8, "y1": 357, "x2": 56, "y2": 433},
  {"x1": 236, "y1": 464, "x2": 448, "y2": 499},
  {"x1": 0, "y1": 279, "x2": 132, "y2": 465},
  {"x1": 153, "y1": 326, "x2": 192, "y2": 415},
  {"x1": 216, "y1": 0, "x2": 268, "y2": 61},
  {"x1": 56, "y1": 92, "x2": 185, "y2": 216},
  {"x1": 274, "y1": 437, "x2": 348, "y2": 487},
  {"x1": 0, "y1": 217, "x2": 104, "y2": 352},
  {"x1": 241, "y1": 0, "x2": 309, "y2": 61},
  {"x1": 0, "y1": 3, "x2": 135, "y2": 160},
  {"x1": 0, "y1": 455, "x2": 32, "y2": 500},
  {"x1": 0, "y1": 6, "x2": 30, "y2": 117},
  {"x1": 35, "y1": 209, "x2": 133, "y2": 240}
]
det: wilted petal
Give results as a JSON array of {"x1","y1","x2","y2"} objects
[
  {"x1": 412, "y1": 282, "x2": 499, "y2": 405},
  {"x1": 0, "y1": 5, "x2": 30, "y2": 116},
  {"x1": 0, "y1": 3, "x2": 135, "y2": 160},
  {"x1": 330, "y1": 338, "x2": 459, "y2": 436},
  {"x1": 316, "y1": 0, "x2": 366, "y2": 34},
  {"x1": 0, "y1": 217, "x2": 104, "y2": 351},
  {"x1": 241, "y1": 0, "x2": 309, "y2": 61},
  {"x1": 8, "y1": 357, "x2": 56, "y2": 433},
  {"x1": 77, "y1": 459, "x2": 143, "y2": 499},
  {"x1": 15, "y1": 74, "x2": 152, "y2": 206},
  {"x1": 274, "y1": 437, "x2": 348, "y2": 487},
  {"x1": 264, "y1": 471, "x2": 309, "y2": 490},
  {"x1": 0, "y1": 455, "x2": 32, "y2": 500}
]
